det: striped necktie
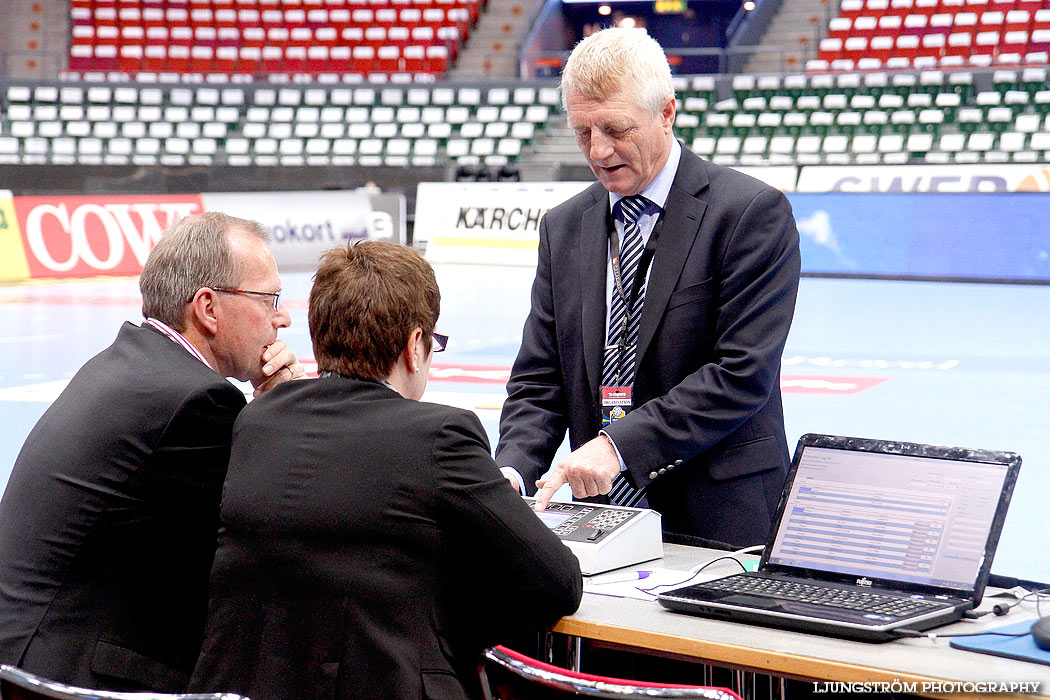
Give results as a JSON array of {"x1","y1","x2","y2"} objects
[{"x1": 603, "y1": 194, "x2": 649, "y2": 508}]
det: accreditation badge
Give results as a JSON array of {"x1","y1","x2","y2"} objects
[{"x1": 600, "y1": 386, "x2": 632, "y2": 428}]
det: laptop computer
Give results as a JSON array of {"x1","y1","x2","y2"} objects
[{"x1": 658, "y1": 433, "x2": 1021, "y2": 642}]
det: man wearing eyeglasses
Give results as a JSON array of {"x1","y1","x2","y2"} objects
[{"x1": 0, "y1": 212, "x2": 305, "y2": 694}]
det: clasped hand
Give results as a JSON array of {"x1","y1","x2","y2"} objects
[{"x1": 251, "y1": 339, "x2": 307, "y2": 397}]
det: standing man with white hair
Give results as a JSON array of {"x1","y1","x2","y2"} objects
[{"x1": 496, "y1": 27, "x2": 801, "y2": 549}]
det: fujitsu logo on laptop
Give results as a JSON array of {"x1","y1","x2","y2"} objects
[{"x1": 856, "y1": 577, "x2": 873, "y2": 587}]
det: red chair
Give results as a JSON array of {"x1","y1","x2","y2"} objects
[
  {"x1": 1033, "y1": 8, "x2": 1050, "y2": 30},
  {"x1": 284, "y1": 45, "x2": 307, "y2": 72},
  {"x1": 424, "y1": 43, "x2": 448, "y2": 72},
  {"x1": 1001, "y1": 28, "x2": 1030, "y2": 53},
  {"x1": 894, "y1": 32, "x2": 921, "y2": 60},
  {"x1": 840, "y1": 0, "x2": 864, "y2": 17},
  {"x1": 351, "y1": 44, "x2": 375, "y2": 72},
  {"x1": 478, "y1": 647, "x2": 744, "y2": 700},
  {"x1": 946, "y1": 30, "x2": 973, "y2": 54},
  {"x1": 870, "y1": 34, "x2": 895, "y2": 60},
  {"x1": 238, "y1": 45, "x2": 262, "y2": 73},
  {"x1": 403, "y1": 43, "x2": 425, "y2": 70},
  {"x1": 119, "y1": 44, "x2": 144, "y2": 71},
  {"x1": 921, "y1": 30, "x2": 947, "y2": 55},
  {"x1": 827, "y1": 16, "x2": 852, "y2": 40},
  {"x1": 843, "y1": 35, "x2": 869, "y2": 60},
  {"x1": 850, "y1": 14, "x2": 876, "y2": 36},
  {"x1": 889, "y1": 0, "x2": 915, "y2": 15},
  {"x1": 902, "y1": 13, "x2": 929, "y2": 33},
  {"x1": 914, "y1": 0, "x2": 940, "y2": 15},
  {"x1": 817, "y1": 36, "x2": 843, "y2": 61},
  {"x1": 143, "y1": 43, "x2": 167, "y2": 71},
  {"x1": 215, "y1": 44, "x2": 238, "y2": 71},
  {"x1": 189, "y1": 44, "x2": 214, "y2": 72},
  {"x1": 376, "y1": 44, "x2": 401, "y2": 71}
]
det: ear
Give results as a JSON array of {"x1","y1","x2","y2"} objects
[
  {"x1": 402, "y1": 327, "x2": 425, "y2": 374},
  {"x1": 187, "y1": 287, "x2": 220, "y2": 337},
  {"x1": 661, "y1": 95, "x2": 676, "y2": 132}
]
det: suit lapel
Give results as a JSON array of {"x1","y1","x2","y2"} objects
[
  {"x1": 636, "y1": 150, "x2": 710, "y2": 368},
  {"x1": 580, "y1": 190, "x2": 611, "y2": 400}
]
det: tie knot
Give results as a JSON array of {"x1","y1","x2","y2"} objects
[{"x1": 618, "y1": 195, "x2": 649, "y2": 225}]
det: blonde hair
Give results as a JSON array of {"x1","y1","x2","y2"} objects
[{"x1": 560, "y1": 27, "x2": 675, "y2": 115}]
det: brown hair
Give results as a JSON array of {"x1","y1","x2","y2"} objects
[{"x1": 309, "y1": 241, "x2": 440, "y2": 379}]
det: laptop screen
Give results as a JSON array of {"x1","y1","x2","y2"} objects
[{"x1": 766, "y1": 441, "x2": 1015, "y2": 590}]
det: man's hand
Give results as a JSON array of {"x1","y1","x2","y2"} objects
[
  {"x1": 251, "y1": 339, "x2": 306, "y2": 397},
  {"x1": 533, "y1": 436, "x2": 621, "y2": 512},
  {"x1": 500, "y1": 467, "x2": 526, "y2": 494}
]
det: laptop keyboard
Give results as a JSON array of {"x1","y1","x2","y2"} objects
[{"x1": 684, "y1": 576, "x2": 948, "y2": 618}]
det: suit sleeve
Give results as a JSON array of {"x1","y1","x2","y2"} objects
[
  {"x1": 151, "y1": 381, "x2": 247, "y2": 496},
  {"x1": 607, "y1": 186, "x2": 800, "y2": 487},
  {"x1": 435, "y1": 408, "x2": 582, "y2": 638},
  {"x1": 494, "y1": 214, "x2": 570, "y2": 491}
]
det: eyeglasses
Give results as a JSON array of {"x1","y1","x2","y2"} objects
[
  {"x1": 210, "y1": 287, "x2": 282, "y2": 311},
  {"x1": 432, "y1": 332, "x2": 448, "y2": 353}
]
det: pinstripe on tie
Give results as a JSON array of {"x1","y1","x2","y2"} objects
[{"x1": 603, "y1": 194, "x2": 649, "y2": 508}]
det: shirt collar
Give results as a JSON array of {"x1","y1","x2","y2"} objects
[
  {"x1": 609, "y1": 135, "x2": 681, "y2": 215},
  {"x1": 143, "y1": 317, "x2": 215, "y2": 371}
]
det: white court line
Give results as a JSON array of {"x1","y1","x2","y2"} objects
[{"x1": 0, "y1": 380, "x2": 70, "y2": 403}]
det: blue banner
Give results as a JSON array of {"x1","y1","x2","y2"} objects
[{"x1": 788, "y1": 193, "x2": 1050, "y2": 282}]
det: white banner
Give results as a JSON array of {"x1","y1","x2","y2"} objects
[
  {"x1": 201, "y1": 190, "x2": 406, "y2": 272},
  {"x1": 797, "y1": 164, "x2": 1050, "y2": 193},
  {"x1": 731, "y1": 166, "x2": 799, "y2": 192},
  {"x1": 414, "y1": 181, "x2": 592, "y2": 266}
]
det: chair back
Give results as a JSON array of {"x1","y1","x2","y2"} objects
[
  {"x1": 477, "y1": 646, "x2": 743, "y2": 700},
  {"x1": 0, "y1": 666, "x2": 246, "y2": 700}
]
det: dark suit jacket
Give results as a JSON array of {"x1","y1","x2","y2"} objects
[
  {"x1": 0, "y1": 322, "x2": 246, "y2": 691},
  {"x1": 496, "y1": 147, "x2": 801, "y2": 548},
  {"x1": 188, "y1": 375, "x2": 583, "y2": 700}
]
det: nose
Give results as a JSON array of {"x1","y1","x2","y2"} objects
[
  {"x1": 274, "y1": 303, "x2": 292, "y2": 329},
  {"x1": 587, "y1": 131, "x2": 615, "y2": 162}
]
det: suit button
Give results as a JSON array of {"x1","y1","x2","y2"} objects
[
  {"x1": 674, "y1": 459, "x2": 683, "y2": 465},
  {"x1": 658, "y1": 468, "x2": 667, "y2": 475},
  {"x1": 648, "y1": 471, "x2": 658, "y2": 479}
]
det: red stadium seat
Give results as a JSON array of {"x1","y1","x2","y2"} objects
[
  {"x1": 818, "y1": 37, "x2": 843, "y2": 61},
  {"x1": 972, "y1": 29, "x2": 1000, "y2": 53},
  {"x1": 119, "y1": 44, "x2": 143, "y2": 71},
  {"x1": 1004, "y1": 9, "x2": 1031, "y2": 31},
  {"x1": 827, "y1": 16, "x2": 852, "y2": 39},
  {"x1": 215, "y1": 45, "x2": 238, "y2": 71},
  {"x1": 425, "y1": 43, "x2": 448, "y2": 72},
  {"x1": 844, "y1": 36, "x2": 869, "y2": 60},
  {"x1": 870, "y1": 34, "x2": 895, "y2": 59},
  {"x1": 946, "y1": 30, "x2": 974, "y2": 54},
  {"x1": 403, "y1": 44, "x2": 425, "y2": 70},
  {"x1": 902, "y1": 13, "x2": 929, "y2": 33},
  {"x1": 376, "y1": 45, "x2": 400, "y2": 71},
  {"x1": 329, "y1": 45, "x2": 351, "y2": 71},
  {"x1": 285, "y1": 45, "x2": 308, "y2": 72},
  {"x1": 840, "y1": 0, "x2": 864, "y2": 16},
  {"x1": 352, "y1": 44, "x2": 375, "y2": 72},
  {"x1": 921, "y1": 31, "x2": 947, "y2": 55}
]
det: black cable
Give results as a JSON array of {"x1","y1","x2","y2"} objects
[
  {"x1": 891, "y1": 628, "x2": 1030, "y2": 640},
  {"x1": 892, "y1": 587, "x2": 1050, "y2": 640}
]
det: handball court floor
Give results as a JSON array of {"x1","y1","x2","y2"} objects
[{"x1": 1, "y1": 266, "x2": 1048, "y2": 585}]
